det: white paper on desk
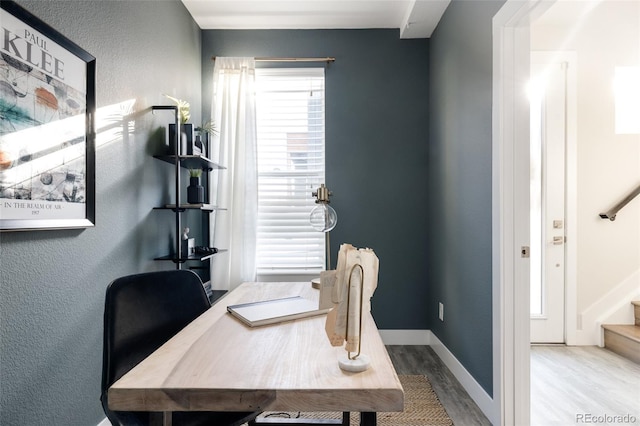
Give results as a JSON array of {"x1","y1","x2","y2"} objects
[
  {"x1": 228, "y1": 296, "x2": 329, "y2": 327},
  {"x1": 325, "y1": 244, "x2": 379, "y2": 352}
]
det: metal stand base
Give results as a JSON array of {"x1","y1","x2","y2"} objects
[
  {"x1": 338, "y1": 353, "x2": 370, "y2": 372},
  {"x1": 311, "y1": 277, "x2": 321, "y2": 289},
  {"x1": 249, "y1": 412, "x2": 376, "y2": 425},
  {"x1": 249, "y1": 412, "x2": 348, "y2": 425}
]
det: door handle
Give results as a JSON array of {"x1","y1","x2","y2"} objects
[{"x1": 552, "y1": 236, "x2": 564, "y2": 245}]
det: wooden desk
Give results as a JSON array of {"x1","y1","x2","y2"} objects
[{"x1": 108, "y1": 282, "x2": 404, "y2": 425}]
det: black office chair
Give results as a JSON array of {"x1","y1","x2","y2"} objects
[{"x1": 101, "y1": 269, "x2": 260, "y2": 426}]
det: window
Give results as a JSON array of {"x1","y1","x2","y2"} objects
[
  {"x1": 255, "y1": 68, "x2": 326, "y2": 277},
  {"x1": 614, "y1": 66, "x2": 640, "y2": 134}
]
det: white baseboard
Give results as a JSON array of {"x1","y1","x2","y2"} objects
[
  {"x1": 379, "y1": 329, "x2": 496, "y2": 424},
  {"x1": 428, "y1": 332, "x2": 498, "y2": 425},
  {"x1": 379, "y1": 329, "x2": 431, "y2": 345}
]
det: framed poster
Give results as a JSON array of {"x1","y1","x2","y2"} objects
[{"x1": 0, "y1": 1, "x2": 95, "y2": 231}]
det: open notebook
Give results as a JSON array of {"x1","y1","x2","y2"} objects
[{"x1": 227, "y1": 296, "x2": 330, "y2": 327}]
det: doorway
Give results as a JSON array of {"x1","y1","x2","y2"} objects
[
  {"x1": 492, "y1": 0, "x2": 557, "y2": 424},
  {"x1": 494, "y1": 0, "x2": 638, "y2": 424},
  {"x1": 529, "y1": 52, "x2": 576, "y2": 344}
]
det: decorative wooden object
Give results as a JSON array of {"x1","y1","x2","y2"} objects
[{"x1": 325, "y1": 244, "x2": 379, "y2": 373}]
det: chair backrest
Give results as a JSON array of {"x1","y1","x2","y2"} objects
[{"x1": 101, "y1": 269, "x2": 210, "y2": 424}]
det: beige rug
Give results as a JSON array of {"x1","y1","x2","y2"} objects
[{"x1": 246, "y1": 375, "x2": 453, "y2": 426}]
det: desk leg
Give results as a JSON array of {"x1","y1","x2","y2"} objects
[
  {"x1": 360, "y1": 412, "x2": 376, "y2": 426},
  {"x1": 149, "y1": 412, "x2": 172, "y2": 426}
]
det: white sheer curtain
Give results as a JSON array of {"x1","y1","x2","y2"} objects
[{"x1": 210, "y1": 57, "x2": 257, "y2": 290}]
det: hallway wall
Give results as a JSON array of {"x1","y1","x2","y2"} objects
[{"x1": 427, "y1": 0, "x2": 506, "y2": 396}]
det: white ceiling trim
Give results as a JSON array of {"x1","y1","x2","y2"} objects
[
  {"x1": 182, "y1": 0, "x2": 450, "y2": 39},
  {"x1": 401, "y1": 0, "x2": 450, "y2": 38}
]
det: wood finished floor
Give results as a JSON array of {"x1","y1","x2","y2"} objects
[
  {"x1": 386, "y1": 345, "x2": 491, "y2": 426},
  {"x1": 388, "y1": 345, "x2": 640, "y2": 426},
  {"x1": 531, "y1": 345, "x2": 640, "y2": 426}
]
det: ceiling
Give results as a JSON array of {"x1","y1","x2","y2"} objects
[{"x1": 181, "y1": 0, "x2": 451, "y2": 38}]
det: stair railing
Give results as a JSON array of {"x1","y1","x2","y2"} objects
[{"x1": 599, "y1": 183, "x2": 640, "y2": 221}]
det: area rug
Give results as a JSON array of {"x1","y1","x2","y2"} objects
[{"x1": 244, "y1": 375, "x2": 453, "y2": 426}]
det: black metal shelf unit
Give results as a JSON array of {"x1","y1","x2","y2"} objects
[
  {"x1": 153, "y1": 249, "x2": 228, "y2": 263},
  {"x1": 151, "y1": 105, "x2": 226, "y2": 302}
]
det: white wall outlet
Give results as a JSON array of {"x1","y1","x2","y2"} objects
[{"x1": 438, "y1": 302, "x2": 444, "y2": 321}]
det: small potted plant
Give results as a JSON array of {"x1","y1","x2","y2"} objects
[
  {"x1": 195, "y1": 120, "x2": 216, "y2": 136},
  {"x1": 187, "y1": 168, "x2": 204, "y2": 204}
]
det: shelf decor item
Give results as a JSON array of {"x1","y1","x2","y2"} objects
[
  {"x1": 168, "y1": 123, "x2": 194, "y2": 156},
  {"x1": 181, "y1": 227, "x2": 195, "y2": 258},
  {"x1": 163, "y1": 94, "x2": 190, "y2": 124},
  {"x1": 0, "y1": 1, "x2": 96, "y2": 231},
  {"x1": 194, "y1": 120, "x2": 216, "y2": 158},
  {"x1": 187, "y1": 169, "x2": 204, "y2": 204},
  {"x1": 164, "y1": 94, "x2": 196, "y2": 156}
]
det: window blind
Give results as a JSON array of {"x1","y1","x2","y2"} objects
[{"x1": 255, "y1": 68, "x2": 326, "y2": 275}]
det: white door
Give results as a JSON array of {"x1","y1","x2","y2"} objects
[{"x1": 530, "y1": 53, "x2": 568, "y2": 343}]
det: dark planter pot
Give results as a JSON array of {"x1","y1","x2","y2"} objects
[{"x1": 187, "y1": 176, "x2": 204, "y2": 204}]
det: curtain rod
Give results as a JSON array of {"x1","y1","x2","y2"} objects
[{"x1": 212, "y1": 56, "x2": 335, "y2": 63}]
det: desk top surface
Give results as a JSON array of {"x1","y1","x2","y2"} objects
[{"x1": 108, "y1": 282, "x2": 404, "y2": 413}]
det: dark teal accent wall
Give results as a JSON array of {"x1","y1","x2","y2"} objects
[
  {"x1": 0, "y1": 1, "x2": 201, "y2": 424},
  {"x1": 428, "y1": 0, "x2": 506, "y2": 396},
  {"x1": 202, "y1": 30, "x2": 430, "y2": 329},
  {"x1": 0, "y1": 1, "x2": 508, "y2": 422}
]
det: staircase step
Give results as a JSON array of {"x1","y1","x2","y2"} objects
[
  {"x1": 633, "y1": 301, "x2": 640, "y2": 326},
  {"x1": 602, "y1": 324, "x2": 640, "y2": 364}
]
